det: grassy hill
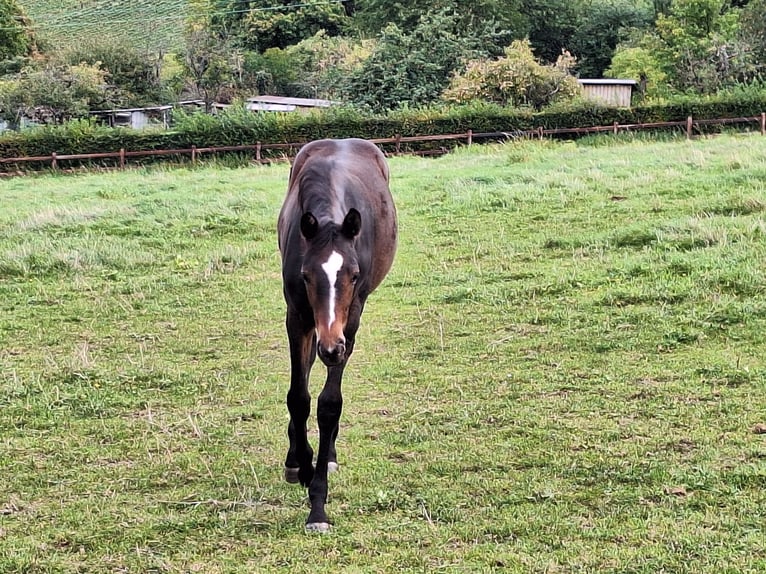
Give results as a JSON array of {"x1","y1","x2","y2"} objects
[{"x1": 19, "y1": 0, "x2": 189, "y2": 53}]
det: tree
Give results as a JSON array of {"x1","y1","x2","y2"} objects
[
  {"x1": 653, "y1": 0, "x2": 748, "y2": 92},
  {"x1": 182, "y1": 24, "x2": 236, "y2": 109},
  {"x1": 608, "y1": 0, "x2": 753, "y2": 94},
  {"x1": 569, "y1": 0, "x2": 653, "y2": 78},
  {"x1": 353, "y1": 0, "x2": 525, "y2": 44},
  {"x1": 606, "y1": 44, "x2": 672, "y2": 99},
  {"x1": 739, "y1": 0, "x2": 766, "y2": 74},
  {"x1": 243, "y1": 2, "x2": 347, "y2": 51},
  {"x1": 0, "y1": 0, "x2": 35, "y2": 70},
  {"x1": 521, "y1": 0, "x2": 583, "y2": 63},
  {"x1": 205, "y1": 0, "x2": 349, "y2": 52},
  {"x1": 442, "y1": 39, "x2": 582, "y2": 109},
  {"x1": 0, "y1": 63, "x2": 112, "y2": 126},
  {"x1": 60, "y1": 39, "x2": 162, "y2": 106},
  {"x1": 344, "y1": 10, "x2": 486, "y2": 111},
  {"x1": 242, "y1": 31, "x2": 371, "y2": 98}
]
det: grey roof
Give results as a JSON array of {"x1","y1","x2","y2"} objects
[
  {"x1": 90, "y1": 105, "x2": 173, "y2": 114},
  {"x1": 577, "y1": 79, "x2": 637, "y2": 86},
  {"x1": 246, "y1": 95, "x2": 339, "y2": 107}
]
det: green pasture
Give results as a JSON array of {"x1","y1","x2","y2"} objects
[
  {"x1": 20, "y1": 0, "x2": 188, "y2": 52},
  {"x1": 1, "y1": 134, "x2": 766, "y2": 572}
]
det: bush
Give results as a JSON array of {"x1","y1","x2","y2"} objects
[
  {"x1": 60, "y1": 39, "x2": 162, "y2": 106},
  {"x1": 443, "y1": 40, "x2": 582, "y2": 109},
  {"x1": 1, "y1": 92, "x2": 765, "y2": 172}
]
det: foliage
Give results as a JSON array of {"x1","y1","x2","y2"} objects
[
  {"x1": 284, "y1": 31, "x2": 372, "y2": 100},
  {"x1": 205, "y1": 0, "x2": 349, "y2": 53},
  {"x1": 0, "y1": 63, "x2": 113, "y2": 126},
  {"x1": 442, "y1": 40, "x2": 582, "y2": 109},
  {"x1": 353, "y1": 0, "x2": 525, "y2": 46},
  {"x1": 521, "y1": 0, "x2": 584, "y2": 63},
  {"x1": 568, "y1": 0, "x2": 654, "y2": 78},
  {"x1": 13, "y1": 0, "x2": 766, "y2": 117},
  {"x1": 611, "y1": 0, "x2": 752, "y2": 95},
  {"x1": 244, "y1": 2, "x2": 347, "y2": 52},
  {"x1": 241, "y1": 48, "x2": 302, "y2": 96},
  {"x1": 171, "y1": 103, "x2": 281, "y2": 144},
  {"x1": 242, "y1": 31, "x2": 371, "y2": 99},
  {"x1": 60, "y1": 39, "x2": 163, "y2": 107},
  {"x1": 3, "y1": 90, "x2": 766, "y2": 169},
  {"x1": 0, "y1": 0, "x2": 34, "y2": 61},
  {"x1": 181, "y1": 23, "x2": 236, "y2": 108},
  {"x1": 653, "y1": 0, "x2": 748, "y2": 92},
  {"x1": 344, "y1": 10, "x2": 488, "y2": 112},
  {"x1": 739, "y1": 0, "x2": 766, "y2": 75},
  {"x1": 607, "y1": 44, "x2": 672, "y2": 100}
]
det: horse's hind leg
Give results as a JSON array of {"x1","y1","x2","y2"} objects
[{"x1": 284, "y1": 311, "x2": 316, "y2": 487}]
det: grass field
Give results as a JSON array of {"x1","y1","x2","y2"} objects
[
  {"x1": 20, "y1": 0, "x2": 188, "y2": 52},
  {"x1": 1, "y1": 134, "x2": 766, "y2": 573}
]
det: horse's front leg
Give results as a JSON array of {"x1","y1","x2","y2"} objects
[
  {"x1": 305, "y1": 301, "x2": 362, "y2": 532},
  {"x1": 306, "y1": 362, "x2": 345, "y2": 532},
  {"x1": 284, "y1": 310, "x2": 316, "y2": 487}
]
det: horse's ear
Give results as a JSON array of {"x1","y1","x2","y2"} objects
[
  {"x1": 301, "y1": 212, "x2": 319, "y2": 240},
  {"x1": 341, "y1": 208, "x2": 361, "y2": 239}
]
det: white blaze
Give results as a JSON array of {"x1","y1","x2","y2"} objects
[{"x1": 321, "y1": 251, "x2": 344, "y2": 327}]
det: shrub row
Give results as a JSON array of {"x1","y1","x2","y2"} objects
[{"x1": 1, "y1": 93, "x2": 765, "y2": 172}]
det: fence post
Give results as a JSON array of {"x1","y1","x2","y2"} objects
[
  {"x1": 467, "y1": 129, "x2": 473, "y2": 146},
  {"x1": 761, "y1": 113, "x2": 765, "y2": 136},
  {"x1": 256, "y1": 141, "x2": 262, "y2": 162},
  {"x1": 191, "y1": 145, "x2": 197, "y2": 164},
  {"x1": 395, "y1": 134, "x2": 401, "y2": 155},
  {"x1": 51, "y1": 152, "x2": 57, "y2": 170},
  {"x1": 537, "y1": 126, "x2": 544, "y2": 140},
  {"x1": 686, "y1": 116, "x2": 693, "y2": 139},
  {"x1": 613, "y1": 121, "x2": 619, "y2": 136},
  {"x1": 119, "y1": 148, "x2": 126, "y2": 170}
]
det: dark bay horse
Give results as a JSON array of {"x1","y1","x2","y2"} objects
[{"x1": 277, "y1": 138, "x2": 397, "y2": 531}]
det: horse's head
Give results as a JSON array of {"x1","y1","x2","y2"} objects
[{"x1": 300, "y1": 208, "x2": 362, "y2": 366}]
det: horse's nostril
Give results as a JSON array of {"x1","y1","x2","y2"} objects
[{"x1": 318, "y1": 341, "x2": 346, "y2": 365}]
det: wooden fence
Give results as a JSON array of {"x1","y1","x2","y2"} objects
[{"x1": 1, "y1": 113, "x2": 764, "y2": 173}]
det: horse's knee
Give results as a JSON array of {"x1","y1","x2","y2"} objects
[
  {"x1": 287, "y1": 389, "x2": 310, "y2": 419},
  {"x1": 316, "y1": 394, "x2": 343, "y2": 428}
]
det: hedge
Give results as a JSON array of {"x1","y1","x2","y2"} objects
[{"x1": 1, "y1": 92, "x2": 765, "y2": 172}]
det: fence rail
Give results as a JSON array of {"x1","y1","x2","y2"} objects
[{"x1": 1, "y1": 113, "x2": 764, "y2": 173}]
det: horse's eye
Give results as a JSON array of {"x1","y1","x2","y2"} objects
[{"x1": 351, "y1": 272, "x2": 360, "y2": 284}]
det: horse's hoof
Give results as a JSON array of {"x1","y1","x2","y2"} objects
[
  {"x1": 284, "y1": 467, "x2": 300, "y2": 484},
  {"x1": 305, "y1": 522, "x2": 332, "y2": 533},
  {"x1": 328, "y1": 461, "x2": 339, "y2": 475}
]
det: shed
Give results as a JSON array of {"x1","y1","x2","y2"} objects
[
  {"x1": 577, "y1": 79, "x2": 637, "y2": 108},
  {"x1": 89, "y1": 105, "x2": 173, "y2": 129}
]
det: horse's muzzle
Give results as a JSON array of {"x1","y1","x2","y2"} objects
[{"x1": 318, "y1": 340, "x2": 346, "y2": 366}]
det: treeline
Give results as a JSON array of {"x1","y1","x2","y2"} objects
[{"x1": 0, "y1": 0, "x2": 765, "y2": 127}]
